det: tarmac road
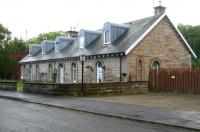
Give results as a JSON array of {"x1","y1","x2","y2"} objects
[{"x1": 0, "y1": 98, "x2": 197, "y2": 132}]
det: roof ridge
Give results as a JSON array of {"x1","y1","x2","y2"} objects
[{"x1": 125, "y1": 13, "x2": 164, "y2": 25}]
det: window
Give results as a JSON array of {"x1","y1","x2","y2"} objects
[
  {"x1": 96, "y1": 61, "x2": 104, "y2": 83},
  {"x1": 29, "y1": 65, "x2": 32, "y2": 81},
  {"x1": 55, "y1": 42, "x2": 59, "y2": 52},
  {"x1": 48, "y1": 64, "x2": 52, "y2": 81},
  {"x1": 72, "y1": 62, "x2": 77, "y2": 82},
  {"x1": 137, "y1": 59, "x2": 142, "y2": 80},
  {"x1": 151, "y1": 60, "x2": 160, "y2": 69},
  {"x1": 80, "y1": 36, "x2": 84, "y2": 48},
  {"x1": 42, "y1": 44, "x2": 45, "y2": 54},
  {"x1": 104, "y1": 31, "x2": 110, "y2": 44},
  {"x1": 59, "y1": 64, "x2": 64, "y2": 83},
  {"x1": 21, "y1": 65, "x2": 26, "y2": 80},
  {"x1": 36, "y1": 65, "x2": 39, "y2": 81}
]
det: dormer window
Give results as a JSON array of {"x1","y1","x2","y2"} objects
[
  {"x1": 41, "y1": 40, "x2": 55, "y2": 54},
  {"x1": 103, "y1": 22, "x2": 129, "y2": 45},
  {"x1": 55, "y1": 36, "x2": 75, "y2": 52},
  {"x1": 104, "y1": 31, "x2": 110, "y2": 44},
  {"x1": 29, "y1": 44, "x2": 41, "y2": 56},
  {"x1": 79, "y1": 29, "x2": 101, "y2": 48}
]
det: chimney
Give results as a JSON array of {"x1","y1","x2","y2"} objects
[
  {"x1": 66, "y1": 27, "x2": 78, "y2": 38},
  {"x1": 154, "y1": 0, "x2": 166, "y2": 15}
]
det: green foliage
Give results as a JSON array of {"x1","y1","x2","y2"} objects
[
  {"x1": 0, "y1": 23, "x2": 11, "y2": 49},
  {"x1": 178, "y1": 24, "x2": 200, "y2": 58},
  {"x1": 28, "y1": 31, "x2": 67, "y2": 44},
  {"x1": 178, "y1": 24, "x2": 200, "y2": 67},
  {"x1": 0, "y1": 24, "x2": 17, "y2": 79},
  {"x1": 17, "y1": 80, "x2": 23, "y2": 92},
  {"x1": 192, "y1": 59, "x2": 200, "y2": 67},
  {"x1": 0, "y1": 44, "x2": 16, "y2": 79},
  {"x1": 9, "y1": 37, "x2": 26, "y2": 52}
]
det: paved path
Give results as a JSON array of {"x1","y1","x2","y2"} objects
[
  {"x1": 1, "y1": 98, "x2": 196, "y2": 132},
  {"x1": 0, "y1": 90, "x2": 200, "y2": 131}
]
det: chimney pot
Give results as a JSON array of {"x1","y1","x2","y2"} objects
[
  {"x1": 154, "y1": 0, "x2": 166, "y2": 15},
  {"x1": 154, "y1": 5, "x2": 166, "y2": 15}
]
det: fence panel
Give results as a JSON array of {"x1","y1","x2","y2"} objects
[{"x1": 149, "y1": 68, "x2": 200, "y2": 95}]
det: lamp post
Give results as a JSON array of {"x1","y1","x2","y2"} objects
[{"x1": 80, "y1": 54, "x2": 86, "y2": 96}]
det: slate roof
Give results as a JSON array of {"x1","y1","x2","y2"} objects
[{"x1": 19, "y1": 13, "x2": 195, "y2": 63}]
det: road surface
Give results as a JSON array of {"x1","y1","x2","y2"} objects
[{"x1": 0, "y1": 98, "x2": 197, "y2": 132}]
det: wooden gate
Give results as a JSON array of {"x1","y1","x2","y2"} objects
[{"x1": 149, "y1": 68, "x2": 200, "y2": 94}]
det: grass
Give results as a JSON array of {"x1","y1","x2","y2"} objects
[{"x1": 17, "y1": 80, "x2": 23, "y2": 92}]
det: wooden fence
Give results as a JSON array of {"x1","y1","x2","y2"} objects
[{"x1": 149, "y1": 68, "x2": 200, "y2": 94}]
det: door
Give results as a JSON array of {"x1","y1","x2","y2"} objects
[
  {"x1": 96, "y1": 61, "x2": 103, "y2": 83},
  {"x1": 59, "y1": 65, "x2": 64, "y2": 83}
]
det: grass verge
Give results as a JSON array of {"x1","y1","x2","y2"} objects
[{"x1": 17, "y1": 80, "x2": 23, "y2": 92}]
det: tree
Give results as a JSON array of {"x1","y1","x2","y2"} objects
[
  {"x1": 0, "y1": 23, "x2": 11, "y2": 49},
  {"x1": 0, "y1": 44, "x2": 16, "y2": 79},
  {"x1": 0, "y1": 24, "x2": 15, "y2": 79},
  {"x1": 178, "y1": 24, "x2": 200, "y2": 58},
  {"x1": 178, "y1": 24, "x2": 200, "y2": 67},
  {"x1": 9, "y1": 37, "x2": 26, "y2": 52},
  {"x1": 28, "y1": 31, "x2": 67, "y2": 44}
]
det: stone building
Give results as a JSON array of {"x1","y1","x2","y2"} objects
[{"x1": 19, "y1": 6, "x2": 196, "y2": 84}]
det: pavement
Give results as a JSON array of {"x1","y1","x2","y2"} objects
[
  {"x1": 1, "y1": 98, "x2": 195, "y2": 132},
  {"x1": 0, "y1": 90, "x2": 200, "y2": 131}
]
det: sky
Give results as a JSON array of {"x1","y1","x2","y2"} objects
[{"x1": 0, "y1": 0, "x2": 199, "y2": 40}]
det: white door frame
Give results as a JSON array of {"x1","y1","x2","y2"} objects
[{"x1": 59, "y1": 65, "x2": 64, "y2": 83}]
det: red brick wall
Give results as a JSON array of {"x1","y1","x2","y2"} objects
[{"x1": 9, "y1": 52, "x2": 27, "y2": 80}]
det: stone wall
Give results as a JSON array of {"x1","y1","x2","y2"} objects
[
  {"x1": 24, "y1": 81, "x2": 148, "y2": 96},
  {"x1": 0, "y1": 82, "x2": 17, "y2": 91},
  {"x1": 21, "y1": 56, "x2": 122, "y2": 83},
  {"x1": 24, "y1": 82, "x2": 68, "y2": 95},
  {"x1": 127, "y1": 17, "x2": 192, "y2": 81}
]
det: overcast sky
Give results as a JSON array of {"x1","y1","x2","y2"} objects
[{"x1": 0, "y1": 0, "x2": 199, "y2": 40}]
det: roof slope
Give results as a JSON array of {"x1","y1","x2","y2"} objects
[{"x1": 19, "y1": 13, "x2": 196, "y2": 63}]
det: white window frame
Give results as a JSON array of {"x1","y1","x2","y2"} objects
[
  {"x1": 137, "y1": 59, "x2": 142, "y2": 80},
  {"x1": 96, "y1": 61, "x2": 104, "y2": 83},
  {"x1": 29, "y1": 65, "x2": 32, "y2": 81},
  {"x1": 79, "y1": 36, "x2": 85, "y2": 48},
  {"x1": 42, "y1": 44, "x2": 45, "y2": 54},
  {"x1": 59, "y1": 64, "x2": 64, "y2": 84},
  {"x1": 104, "y1": 31, "x2": 110, "y2": 44},
  {"x1": 72, "y1": 63, "x2": 77, "y2": 83},
  {"x1": 151, "y1": 60, "x2": 161, "y2": 69},
  {"x1": 36, "y1": 65, "x2": 39, "y2": 81},
  {"x1": 55, "y1": 42, "x2": 59, "y2": 52},
  {"x1": 48, "y1": 64, "x2": 52, "y2": 81}
]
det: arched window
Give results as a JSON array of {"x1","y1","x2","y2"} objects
[
  {"x1": 29, "y1": 65, "x2": 32, "y2": 81},
  {"x1": 72, "y1": 62, "x2": 77, "y2": 82},
  {"x1": 137, "y1": 59, "x2": 142, "y2": 80},
  {"x1": 22, "y1": 65, "x2": 26, "y2": 80},
  {"x1": 151, "y1": 60, "x2": 161, "y2": 69},
  {"x1": 96, "y1": 61, "x2": 104, "y2": 83},
  {"x1": 48, "y1": 64, "x2": 52, "y2": 82},
  {"x1": 59, "y1": 63, "x2": 64, "y2": 83},
  {"x1": 36, "y1": 65, "x2": 39, "y2": 81}
]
